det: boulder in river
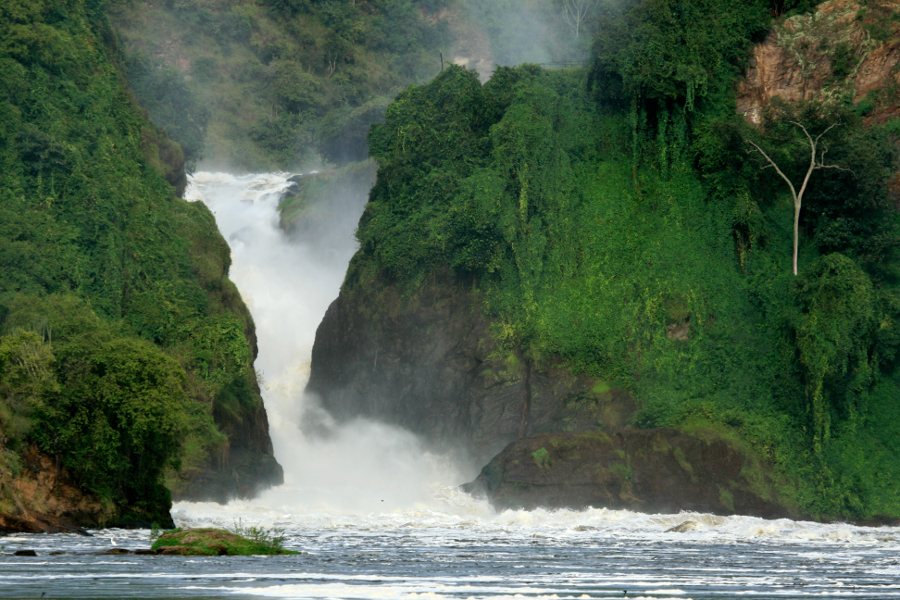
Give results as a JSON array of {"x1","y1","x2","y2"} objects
[{"x1": 463, "y1": 428, "x2": 800, "y2": 519}]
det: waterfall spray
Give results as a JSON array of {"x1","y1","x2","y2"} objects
[{"x1": 182, "y1": 172, "x2": 463, "y2": 515}]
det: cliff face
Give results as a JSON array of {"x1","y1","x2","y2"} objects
[
  {"x1": 305, "y1": 3, "x2": 900, "y2": 519},
  {"x1": 307, "y1": 272, "x2": 795, "y2": 516},
  {"x1": 175, "y1": 388, "x2": 283, "y2": 504},
  {"x1": 0, "y1": 446, "x2": 174, "y2": 534},
  {"x1": 736, "y1": 0, "x2": 900, "y2": 124},
  {"x1": 307, "y1": 271, "x2": 634, "y2": 469}
]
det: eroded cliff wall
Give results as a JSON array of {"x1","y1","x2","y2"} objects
[{"x1": 307, "y1": 271, "x2": 634, "y2": 469}]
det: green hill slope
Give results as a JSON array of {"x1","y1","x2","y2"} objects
[
  {"x1": 0, "y1": 0, "x2": 280, "y2": 528},
  {"x1": 312, "y1": 0, "x2": 900, "y2": 520}
]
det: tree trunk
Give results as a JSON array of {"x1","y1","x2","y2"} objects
[{"x1": 793, "y1": 200, "x2": 800, "y2": 276}]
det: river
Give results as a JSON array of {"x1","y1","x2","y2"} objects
[{"x1": 2, "y1": 172, "x2": 899, "y2": 599}]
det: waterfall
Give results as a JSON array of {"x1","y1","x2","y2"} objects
[{"x1": 182, "y1": 172, "x2": 464, "y2": 515}]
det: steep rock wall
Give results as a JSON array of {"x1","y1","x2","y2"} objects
[
  {"x1": 306, "y1": 270, "x2": 634, "y2": 469},
  {"x1": 736, "y1": 0, "x2": 900, "y2": 124},
  {"x1": 463, "y1": 429, "x2": 795, "y2": 518},
  {"x1": 0, "y1": 446, "x2": 174, "y2": 533}
]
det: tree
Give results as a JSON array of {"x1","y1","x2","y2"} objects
[
  {"x1": 747, "y1": 121, "x2": 848, "y2": 275},
  {"x1": 557, "y1": 0, "x2": 598, "y2": 38}
]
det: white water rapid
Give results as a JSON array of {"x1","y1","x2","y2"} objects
[{"x1": 3, "y1": 172, "x2": 899, "y2": 599}]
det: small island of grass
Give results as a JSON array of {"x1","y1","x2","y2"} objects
[{"x1": 150, "y1": 527, "x2": 300, "y2": 556}]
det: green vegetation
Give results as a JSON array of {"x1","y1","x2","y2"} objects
[
  {"x1": 532, "y1": 447, "x2": 551, "y2": 468},
  {"x1": 108, "y1": 0, "x2": 604, "y2": 171},
  {"x1": 150, "y1": 525, "x2": 299, "y2": 555},
  {"x1": 0, "y1": 0, "x2": 266, "y2": 522},
  {"x1": 349, "y1": 0, "x2": 900, "y2": 520}
]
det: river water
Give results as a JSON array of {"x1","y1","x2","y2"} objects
[{"x1": 2, "y1": 173, "x2": 899, "y2": 599}]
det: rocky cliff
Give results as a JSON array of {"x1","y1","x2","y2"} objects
[
  {"x1": 0, "y1": 446, "x2": 173, "y2": 534},
  {"x1": 173, "y1": 384, "x2": 283, "y2": 505},
  {"x1": 736, "y1": 0, "x2": 900, "y2": 124},
  {"x1": 307, "y1": 270, "x2": 795, "y2": 516},
  {"x1": 307, "y1": 270, "x2": 635, "y2": 469},
  {"x1": 463, "y1": 429, "x2": 793, "y2": 518}
]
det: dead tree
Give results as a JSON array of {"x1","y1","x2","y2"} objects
[
  {"x1": 747, "y1": 122, "x2": 848, "y2": 275},
  {"x1": 559, "y1": 0, "x2": 598, "y2": 39}
]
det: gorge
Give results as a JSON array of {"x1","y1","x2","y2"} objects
[{"x1": 3, "y1": 0, "x2": 900, "y2": 597}]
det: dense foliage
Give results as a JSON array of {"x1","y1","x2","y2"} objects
[
  {"x1": 0, "y1": 0, "x2": 262, "y2": 522},
  {"x1": 352, "y1": 0, "x2": 900, "y2": 519}
]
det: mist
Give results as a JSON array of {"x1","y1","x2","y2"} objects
[
  {"x1": 451, "y1": 0, "x2": 598, "y2": 79},
  {"x1": 184, "y1": 172, "x2": 464, "y2": 514}
]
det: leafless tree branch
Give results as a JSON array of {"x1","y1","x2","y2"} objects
[{"x1": 746, "y1": 121, "x2": 847, "y2": 275}]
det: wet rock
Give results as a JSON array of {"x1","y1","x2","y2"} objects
[
  {"x1": 464, "y1": 428, "x2": 799, "y2": 519},
  {"x1": 134, "y1": 548, "x2": 157, "y2": 555},
  {"x1": 0, "y1": 509, "x2": 96, "y2": 536},
  {"x1": 96, "y1": 548, "x2": 133, "y2": 555},
  {"x1": 156, "y1": 545, "x2": 209, "y2": 556},
  {"x1": 307, "y1": 269, "x2": 635, "y2": 467},
  {"x1": 666, "y1": 521, "x2": 700, "y2": 533},
  {"x1": 13, "y1": 550, "x2": 37, "y2": 556}
]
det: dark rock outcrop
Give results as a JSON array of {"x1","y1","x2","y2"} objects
[
  {"x1": 307, "y1": 270, "x2": 634, "y2": 468},
  {"x1": 463, "y1": 428, "x2": 797, "y2": 518},
  {"x1": 174, "y1": 396, "x2": 283, "y2": 503}
]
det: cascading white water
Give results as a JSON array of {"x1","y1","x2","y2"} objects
[{"x1": 180, "y1": 172, "x2": 466, "y2": 515}]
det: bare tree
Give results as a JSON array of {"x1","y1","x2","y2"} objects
[
  {"x1": 747, "y1": 122, "x2": 848, "y2": 275},
  {"x1": 558, "y1": 0, "x2": 598, "y2": 39}
]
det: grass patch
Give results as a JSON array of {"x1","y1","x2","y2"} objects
[
  {"x1": 150, "y1": 526, "x2": 299, "y2": 556},
  {"x1": 532, "y1": 448, "x2": 552, "y2": 469}
]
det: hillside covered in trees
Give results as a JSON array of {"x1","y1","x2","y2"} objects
[
  {"x1": 0, "y1": 0, "x2": 280, "y2": 530},
  {"x1": 108, "y1": 0, "x2": 599, "y2": 170},
  {"x1": 309, "y1": 0, "x2": 900, "y2": 520}
]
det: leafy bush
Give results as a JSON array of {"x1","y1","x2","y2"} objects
[{"x1": 0, "y1": 330, "x2": 56, "y2": 442}]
